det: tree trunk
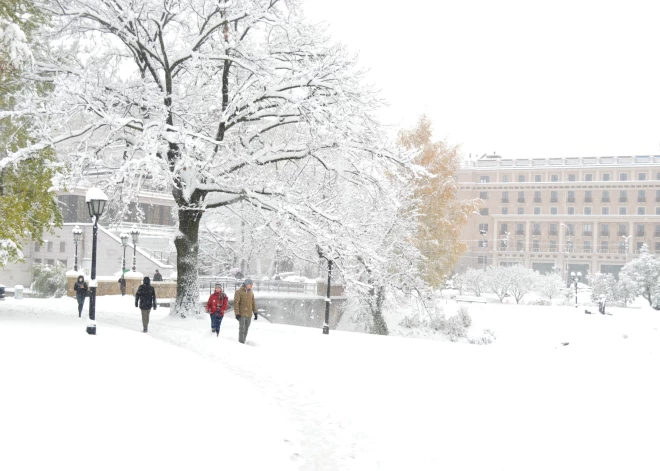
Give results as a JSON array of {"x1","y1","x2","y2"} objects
[
  {"x1": 172, "y1": 207, "x2": 203, "y2": 317},
  {"x1": 369, "y1": 285, "x2": 389, "y2": 335}
]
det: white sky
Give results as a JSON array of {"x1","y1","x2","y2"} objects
[{"x1": 302, "y1": 0, "x2": 660, "y2": 160}]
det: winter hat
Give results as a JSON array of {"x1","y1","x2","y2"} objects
[
  {"x1": 243, "y1": 278, "x2": 254, "y2": 286},
  {"x1": 143, "y1": 276, "x2": 150, "y2": 285},
  {"x1": 215, "y1": 283, "x2": 223, "y2": 289}
]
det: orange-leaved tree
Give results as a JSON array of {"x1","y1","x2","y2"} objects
[{"x1": 398, "y1": 116, "x2": 478, "y2": 288}]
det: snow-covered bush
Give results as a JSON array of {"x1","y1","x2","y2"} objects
[
  {"x1": 619, "y1": 245, "x2": 660, "y2": 306},
  {"x1": 537, "y1": 273, "x2": 565, "y2": 301},
  {"x1": 456, "y1": 305, "x2": 472, "y2": 328},
  {"x1": 399, "y1": 313, "x2": 422, "y2": 329},
  {"x1": 588, "y1": 272, "x2": 620, "y2": 307},
  {"x1": 528, "y1": 299, "x2": 551, "y2": 306},
  {"x1": 462, "y1": 268, "x2": 487, "y2": 297},
  {"x1": 32, "y1": 262, "x2": 67, "y2": 298},
  {"x1": 468, "y1": 329, "x2": 497, "y2": 345},
  {"x1": 507, "y1": 265, "x2": 541, "y2": 304},
  {"x1": 484, "y1": 265, "x2": 512, "y2": 302},
  {"x1": 446, "y1": 315, "x2": 468, "y2": 339}
]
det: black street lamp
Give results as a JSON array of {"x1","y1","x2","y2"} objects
[
  {"x1": 130, "y1": 225, "x2": 140, "y2": 272},
  {"x1": 570, "y1": 271, "x2": 582, "y2": 308},
  {"x1": 120, "y1": 232, "x2": 129, "y2": 275},
  {"x1": 85, "y1": 188, "x2": 108, "y2": 335},
  {"x1": 317, "y1": 245, "x2": 333, "y2": 335},
  {"x1": 72, "y1": 225, "x2": 82, "y2": 271}
]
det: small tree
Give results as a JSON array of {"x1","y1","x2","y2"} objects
[
  {"x1": 537, "y1": 273, "x2": 565, "y2": 302},
  {"x1": 617, "y1": 272, "x2": 638, "y2": 306},
  {"x1": 588, "y1": 272, "x2": 620, "y2": 307},
  {"x1": 462, "y1": 268, "x2": 487, "y2": 297},
  {"x1": 485, "y1": 265, "x2": 511, "y2": 302},
  {"x1": 619, "y1": 245, "x2": 660, "y2": 306},
  {"x1": 507, "y1": 265, "x2": 540, "y2": 304}
]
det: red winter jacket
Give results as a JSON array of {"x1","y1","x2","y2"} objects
[{"x1": 206, "y1": 291, "x2": 228, "y2": 316}]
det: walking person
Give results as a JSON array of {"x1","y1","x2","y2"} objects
[
  {"x1": 135, "y1": 276, "x2": 157, "y2": 333},
  {"x1": 74, "y1": 275, "x2": 88, "y2": 318},
  {"x1": 118, "y1": 276, "x2": 126, "y2": 296},
  {"x1": 153, "y1": 270, "x2": 163, "y2": 282},
  {"x1": 234, "y1": 278, "x2": 258, "y2": 344},
  {"x1": 206, "y1": 283, "x2": 228, "y2": 336}
]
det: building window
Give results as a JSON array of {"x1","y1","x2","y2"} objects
[
  {"x1": 47, "y1": 241, "x2": 53, "y2": 253},
  {"x1": 568, "y1": 174, "x2": 576, "y2": 182},
  {"x1": 656, "y1": 190, "x2": 660, "y2": 202},
  {"x1": 479, "y1": 208, "x2": 489, "y2": 216},
  {"x1": 516, "y1": 240, "x2": 524, "y2": 251},
  {"x1": 34, "y1": 242, "x2": 40, "y2": 252},
  {"x1": 657, "y1": 207, "x2": 660, "y2": 215},
  {"x1": 46, "y1": 259, "x2": 54, "y2": 266},
  {"x1": 501, "y1": 191, "x2": 509, "y2": 203},
  {"x1": 58, "y1": 259, "x2": 67, "y2": 266},
  {"x1": 518, "y1": 175, "x2": 526, "y2": 183},
  {"x1": 566, "y1": 240, "x2": 574, "y2": 253},
  {"x1": 517, "y1": 207, "x2": 524, "y2": 215},
  {"x1": 638, "y1": 207, "x2": 646, "y2": 215},
  {"x1": 619, "y1": 190, "x2": 627, "y2": 203},
  {"x1": 34, "y1": 258, "x2": 42, "y2": 264},
  {"x1": 480, "y1": 176, "x2": 490, "y2": 183},
  {"x1": 550, "y1": 207, "x2": 558, "y2": 215},
  {"x1": 638, "y1": 172, "x2": 646, "y2": 181},
  {"x1": 517, "y1": 191, "x2": 525, "y2": 203},
  {"x1": 502, "y1": 207, "x2": 508, "y2": 215},
  {"x1": 637, "y1": 242, "x2": 644, "y2": 253},
  {"x1": 534, "y1": 175, "x2": 542, "y2": 182},
  {"x1": 602, "y1": 190, "x2": 610, "y2": 203},
  {"x1": 534, "y1": 207, "x2": 541, "y2": 215},
  {"x1": 584, "y1": 207, "x2": 592, "y2": 215},
  {"x1": 502, "y1": 175, "x2": 510, "y2": 183},
  {"x1": 550, "y1": 191, "x2": 558, "y2": 203},
  {"x1": 479, "y1": 223, "x2": 489, "y2": 233},
  {"x1": 618, "y1": 224, "x2": 627, "y2": 236},
  {"x1": 477, "y1": 256, "x2": 488, "y2": 264},
  {"x1": 656, "y1": 242, "x2": 660, "y2": 254},
  {"x1": 601, "y1": 224, "x2": 609, "y2": 236},
  {"x1": 533, "y1": 223, "x2": 541, "y2": 236},
  {"x1": 516, "y1": 223, "x2": 524, "y2": 236},
  {"x1": 567, "y1": 191, "x2": 575, "y2": 203},
  {"x1": 620, "y1": 172, "x2": 628, "y2": 181},
  {"x1": 585, "y1": 174, "x2": 593, "y2": 181},
  {"x1": 638, "y1": 190, "x2": 646, "y2": 202},
  {"x1": 566, "y1": 223, "x2": 574, "y2": 235},
  {"x1": 532, "y1": 240, "x2": 540, "y2": 252},
  {"x1": 603, "y1": 173, "x2": 610, "y2": 181},
  {"x1": 568, "y1": 207, "x2": 575, "y2": 215},
  {"x1": 534, "y1": 191, "x2": 541, "y2": 203},
  {"x1": 602, "y1": 207, "x2": 609, "y2": 215},
  {"x1": 549, "y1": 224, "x2": 558, "y2": 236},
  {"x1": 655, "y1": 224, "x2": 660, "y2": 237},
  {"x1": 584, "y1": 190, "x2": 592, "y2": 203},
  {"x1": 637, "y1": 224, "x2": 645, "y2": 237},
  {"x1": 600, "y1": 240, "x2": 608, "y2": 253},
  {"x1": 59, "y1": 242, "x2": 66, "y2": 253},
  {"x1": 550, "y1": 240, "x2": 557, "y2": 252},
  {"x1": 584, "y1": 241, "x2": 592, "y2": 253},
  {"x1": 619, "y1": 207, "x2": 627, "y2": 215},
  {"x1": 657, "y1": 172, "x2": 660, "y2": 181},
  {"x1": 551, "y1": 174, "x2": 559, "y2": 182},
  {"x1": 583, "y1": 223, "x2": 592, "y2": 236},
  {"x1": 478, "y1": 240, "x2": 488, "y2": 248},
  {"x1": 500, "y1": 223, "x2": 509, "y2": 235},
  {"x1": 479, "y1": 191, "x2": 489, "y2": 200}
]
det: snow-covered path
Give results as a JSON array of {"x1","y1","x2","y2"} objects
[{"x1": 2, "y1": 296, "x2": 660, "y2": 470}]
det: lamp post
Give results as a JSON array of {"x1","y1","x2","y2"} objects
[
  {"x1": 621, "y1": 234, "x2": 632, "y2": 264},
  {"x1": 72, "y1": 225, "x2": 82, "y2": 271},
  {"x1": 120, "y1": 231, "x2": 129, "y2": 274},
  {"x1": 571, "y1": 271, "x2": 582, "y2": 308},
  {"x1": 130, "y1": 225, "x2": 140, "y2": 272},
  {"x1": 85, "y1": 188, "x2": 108, "y2": 335},
  {"x1": 316, "y1": 245, "x2": 333, "y2": 335},
  {"x1": 479, "y1": 229, "x2": 487, "y2": 270}
]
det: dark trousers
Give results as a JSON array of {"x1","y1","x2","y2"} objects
[
  {"x1": 238, "y1": 316, "x2": 252, "y2": 343},
  {"x1": 76, "y1": 295, "x2": 85, "y2": 317},
  {"x1": 141, "y1": 309, "x2": 151, "y2": 331},
  {"x1": 211, "y1": 314, "x2": 224, "y2": 333}
]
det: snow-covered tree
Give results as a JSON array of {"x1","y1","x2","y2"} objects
[
  {"x1": 462, "y1": 268, "x2": 487, "y2": 297},
  {"x1": 619, "y1": 245, "x2": 660, "y2": 306},
  {"x1": 506, "y1": 265, "x2": 540, "y2": 304},
  {"x1": 537, "y1": 272, "x2": 565, "y2": 302},
  {"x1": 7, "y1": 0, "x2": 410, "y2": 316},
  {"x1": 588, "y1": 272, "x2": 620, "y2": 307},
  {"x1": 617, "y1": 272, "x2": 638, "y2": 306},
  {"x1": 484, "y1": 265, "x2": 511, "y2": 302}
]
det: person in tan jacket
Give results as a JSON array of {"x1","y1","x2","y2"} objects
[{"x1": 234, "y1": 279, "x2": 258, "y2": 344}]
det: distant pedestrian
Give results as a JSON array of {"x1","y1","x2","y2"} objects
[
  {"x1": 234, "y1": 278, "x2": 258, "y2": 344},
  {"x1": 153, "y1": 270, "x2": 163, "y2": 282},
  {"x1": 73, "y1": 275, "x2": 88, "y2": 317},
  {"x1": 206, "y1": 284, "x2": 228, "y2": 336},
  {"x1": 118, "y1": 276, "x2": 126, "y2": 296},
  {"x1": 135, "y1": 276, "x2": 157, "y2": 333}
]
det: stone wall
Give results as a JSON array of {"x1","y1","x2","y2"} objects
[{"x1": 67, "y1": 276, "x2": 177, "y2": 298}]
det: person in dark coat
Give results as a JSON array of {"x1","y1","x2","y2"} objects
[
  {"x1": 153, "y1": 270, "x2": 163, "y2": 282},
  {"x1": 206, "y1": 283, "x2": 228, "y2": 336},
  {"x1": 118, "y1": 276, "x2": 126, "y2": 296},
  {"x1": 135, "y1": 276, "x2": 157, "y2": 333},
  {"x1": 74, "y1": 275, "x2": 88, "y2": 317}
]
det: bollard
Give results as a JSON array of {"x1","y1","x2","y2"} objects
[{"x1": 14, "y1": 285, "x2": 24, "y2": 300}]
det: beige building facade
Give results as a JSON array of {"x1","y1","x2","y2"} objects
[{"x1": 457, "y1": 155, "x2": 660, "y2": 283}]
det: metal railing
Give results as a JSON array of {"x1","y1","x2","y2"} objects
[{"x1": 200, "y1": 277, "x2": 319, "y2": 295}]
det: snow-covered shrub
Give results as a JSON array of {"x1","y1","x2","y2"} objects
[
  {"x1": 528, "y1": 299, "x2": 551, "y2": 306},
  {"x1": 446, "y1": 315, "x2": 467, "y2": 338},
  {"x1": 619, "y1": 245, "x2": 660, "y2": 306},
  {"x1": 484, "y1": 265, "x2": 512, "y2": 302},
  {"x1": 462, "y1": 268, "x2": 487, "y2": 297},
  {"x1": 537, "y1": 273, "x2": 565, "y2": 301},
  {"x1": 456, "y1": 305, "x2": 472, "y2": 328},
  {"x1": 588, "y1": 272, "x2": 621, "y2": 307},
  {"x1": 468, "y1": 329, "x2": 497, "y2": 345},
  {"x1": 32, "y1": 262, "x2": 67, "y2": 298},
  {"x1": 399, "y1": 313, "x2": 422, "y2": 329}
]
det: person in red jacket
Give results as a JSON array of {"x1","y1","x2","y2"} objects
[{"x1": 206, "y1": 283, "x2": 228, "y2": 336}]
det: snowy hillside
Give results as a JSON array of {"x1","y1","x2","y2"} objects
[{"x1": 1, "y1": 296, "x2": 660, "y2": 470}]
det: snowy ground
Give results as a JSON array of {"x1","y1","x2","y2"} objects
[{"x1": 1, "y1": 295, "x2": 660, "y2": 470}]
